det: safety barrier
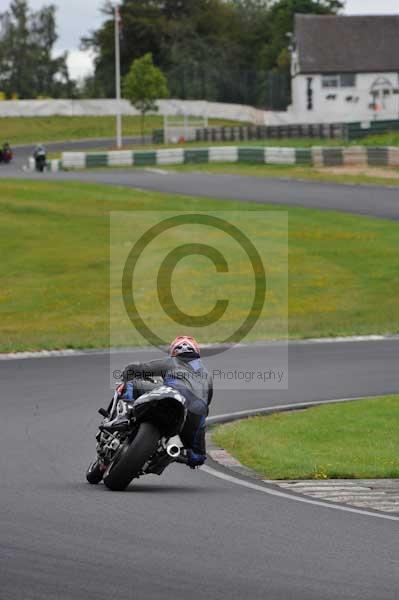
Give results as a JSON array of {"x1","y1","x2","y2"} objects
[
  {"x1": 26, "y1": 146, "x2": 399, "y2": 172},
  {"x1": 312, "y1": 146, "x2": 399, "y2": 168},
  {"x1": 152, "y1": 123, "x2": 346, "y2": 144},
  {"x1": 59, "y1": 147, "x2": 313, "y2": 170},
  {"x1": 27, "y1": 157, "x2": 62, "y2": 172},
  {"x1": 0, "y1": 98, "x2": 265, "y2": 123}
]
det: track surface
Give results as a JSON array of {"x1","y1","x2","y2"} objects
[
  {"x1": 1, "y1": 155, "x2": 399, "y2": 598},
  {"x1": 3, "y1": 164, "x2": 399, "y2": 220},
  {"x1": 3, "y1": 136, "x2": 399, "y2": 220}
]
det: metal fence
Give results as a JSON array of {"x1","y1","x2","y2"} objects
[
  {"x1": 347, "y1": 120, "x2": 399, "y2": 140},
  {"x1": 153, "y1": 120, "x2": 399, "y2": 144},
  {"x1": 194, "y1": 123, "x2": 346, "y2": 142},
  {"x1": 153, "y1": 122, "x2": 347, "y2": 144}
]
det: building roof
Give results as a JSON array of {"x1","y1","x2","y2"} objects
[{"x1": 295, "y1": 14, "x2": 399, "y2": 74}]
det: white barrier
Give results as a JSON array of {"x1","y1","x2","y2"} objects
[
  {"x1": 0, "y1": 98, "x2": 266, "y2": 124},
  {"x1": 388, "y1": 147, "x2": 399, "y2": 167},
  {"x1": 343, "y1": 146, "x2": 367, "y2": 166},
  {"x1": 156, "y1": 149, "x2": 184, "y2": 165},
  {"x1": 265, "y1": 147, "x2": 296, "y2": 165},
  {"x1": 209, "y1": 147, "x2": 239, "y2": 162},
  {"x1": 62, "y1": 152, "x2": 86, "y2": 169},
  {"x1": 107, "y1": 151, "x2": 133, "y2": 167}
]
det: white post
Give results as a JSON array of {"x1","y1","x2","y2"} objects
[
  {"x1": 164, "y1": 114, "x2": 168, "y2": 144},
  {"x1": 115, "y1": 4, "x2": 122, "y2": 149},
  {"x1": 184, "y1": 113, "x2": 188, "y2": 141}
]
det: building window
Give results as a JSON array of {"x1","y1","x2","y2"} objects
[
  {"x1": 322, "y1": 74, "x2": 356, "y2": 88},
  {"x1": 322, "y1": 74, "x2": 339, "y2": 88},
  {"x1": 340, "y1": 74, "x2": 356, "y2": 87}
]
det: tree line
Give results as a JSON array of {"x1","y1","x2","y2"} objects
[
  {"x1": 83, "y1": 0, "x2": 342, "y2": 108},
  {"x1": 0, "y1": 0, "x2": 343, "y2": 107},
  {"x1": 0, "y1": 0, "x2": 74, "y2": 99}
]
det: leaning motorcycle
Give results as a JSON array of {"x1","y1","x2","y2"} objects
[
  {"x1": 0, "y1": 147, "x2": 13, "y2": 164},
  {"x1": 35, "y1": 152, "x2": 46, "y2": 172},
  {"x1": 86, "y1": 383, "x2": 189, "y2": 491}
]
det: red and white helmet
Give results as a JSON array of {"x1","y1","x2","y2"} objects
[{"x1": 169, "y1": 336, "x2": 200, "y2": 357}]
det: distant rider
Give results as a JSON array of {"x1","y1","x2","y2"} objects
[
  {"x1": 34, "y1": 144, "x2": 46, "y2": 171},
  {"x1": 0, "y1": 142, "x2": 12, "y2": 163},
  {"x1": 34, "y1": 143, "x2": 46, "y2": 158},
  {"x1": 108, "y1": 336, "x2": 213, "y2": 468}
]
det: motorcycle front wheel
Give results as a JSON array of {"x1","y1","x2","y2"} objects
[
  {"x1": 86, "y1": 458, "x2": 104, "y2": 485},
  {"x1": 103, "y1": 422, "x2": 160, "y2": 491}
]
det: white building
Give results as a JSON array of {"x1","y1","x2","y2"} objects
[{"x1": 287, "y1": 14, "x2": 399, "y2": 124}]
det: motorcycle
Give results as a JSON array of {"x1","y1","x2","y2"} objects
[
  {"x1": 0, "y1": 146, "x2": 13, "y2": 164},
  {"x1": 86, "y1": 382, "x2": 190, "y2": 491},
  {"x1": 35, "y1": 152, "x2": 46, "y2": 172}
]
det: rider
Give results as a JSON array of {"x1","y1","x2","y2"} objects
[
  {"x1": 34, "y1": 143, "x2": 46, "y2": 157},
  {"x1": 109, "y1": 336, "x2": 212, "y2": 468},
  {"x1": 0, "y1": 142, "x2": 12, "y2": 162}
]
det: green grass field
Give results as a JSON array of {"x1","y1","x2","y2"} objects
[
  {"x1": 162, "y1": 162, "x2": 399, "y2": 187},
  {"x1": 1, "y1": 115, "x2": 243, "y2": 146},
  {"x1": 159, "y1": 134, "x2": 399, "y2": 148},
  {"x1": 212, "y1": 396, "x2": 399, "y2": 479},
  {"x1": 3, "y1": 114, "x2": 399, "y2": 148},
  {"x1": 358, "y1": 131, "x2": 399, "y2": 146},
  {"x1": 1, "y1": 179, "x2": 399, "y2": 352}
]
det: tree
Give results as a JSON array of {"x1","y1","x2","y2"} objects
[
  {"x1": 0, "y1": 0, "x2": 71, "y2": 98},
  {"x1": 83, "y1": 0, "x2": 343, "y2": 108},
  {"x1": 82, "y1": 1, "x2": 167, "y2": 98},
  {"x1": 78, "y1": 74, "x2": 107, "y2": 99},
  {"x1": 123, "y1": 53, "x2": 169, "y2": 139}
]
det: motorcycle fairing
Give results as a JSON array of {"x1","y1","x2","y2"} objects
[{"x1": 132, "y1": 385, "x2": 188, "y2": 436}]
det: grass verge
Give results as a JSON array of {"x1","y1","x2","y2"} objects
[
  {"x1": 1, "y1": 179, "x2": 399, "y2": 352},
  {"x1": 47, "y1": 151, "x2": 399, "y2": 188},
  {"x1": 4, "y1": 115, "x2": 399, "y2": 148},
  {"x1": 163, "y1": 162, "x2": 399, "y2": 188},
  {"x1": 1, "y1": 116, "x2": 242, "y2": 146},
  {"x1": 212, "y1": 396, "x2": 399, "y2": 479}
]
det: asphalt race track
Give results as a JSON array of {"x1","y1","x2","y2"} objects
[
  {"x1": 3, "y1": 140, "x2": 399, "y2": 220},
  {"x1": 1, "y1": 154, "x2": 399, "y2": 599}
]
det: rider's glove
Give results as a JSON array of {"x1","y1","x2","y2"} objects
[{"x1": 186, "y1": 449, "x2": 206, "y2": 469}]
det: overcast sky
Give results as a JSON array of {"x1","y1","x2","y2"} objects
[{"x1": 1, "y1": 0, "x2": 399, "y2": 79}]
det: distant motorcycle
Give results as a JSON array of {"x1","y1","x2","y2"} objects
[
  {"x1": 86, "y1": 382, "x2": 190, "y2": 491},
  {"x1": 0, "y1": 144, "x2": 13, "y2": 164},
  {"x1": 34, "y1": 145, "x2": 47, "y2": 172},
  {"x1": 35, "y1": 152, "x2": 46, "y2": 172}
]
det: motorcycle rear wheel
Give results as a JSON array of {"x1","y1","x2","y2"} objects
[{"x1": 103, "y1": 422, "x2": 160, "y2": 491}]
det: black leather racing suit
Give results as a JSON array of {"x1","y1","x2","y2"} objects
[{"x1": 122, "y1": 354, "x2": 213, "y2": 459}]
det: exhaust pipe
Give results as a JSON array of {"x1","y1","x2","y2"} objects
[{"x1": 166, "y1": 444, "x2": 181, "y2": 459}]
